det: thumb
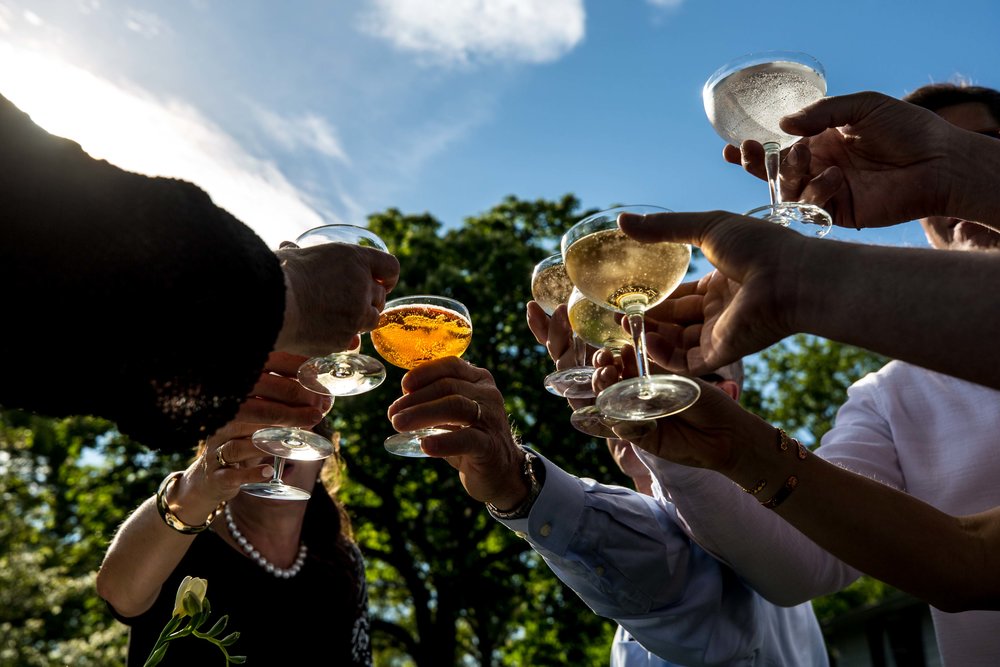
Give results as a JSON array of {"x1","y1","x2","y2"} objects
[
  {"x1": 618, "y1": 209, "x2": 742, "y2": 249},
  {"x1": 779, "y1": 91, "x2": 894, "y2": 137}
]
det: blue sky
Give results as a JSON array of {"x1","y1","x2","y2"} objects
[{"x1": 3, "y1": 0, "x2": 1000, "y2": 267}]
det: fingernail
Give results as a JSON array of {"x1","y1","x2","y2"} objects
[{"x1": 261, "y1": 465, "x2": 274, "y2": 478}]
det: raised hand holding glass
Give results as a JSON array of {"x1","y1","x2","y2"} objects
[
  {"x1": 531, "y1": 254, "x2": 596, "y2": 399},
  {"x1": 372, "y1": 295, "x2": 474, "y2": 457},
  {"x1": 294, "y1": 223, "x2": 390, "y2": 396},
  {"x1": 561, "y1": 205, "x2": 700, "y2": 421},
  {"x1": 704, "y1": 50, "x2": 832, "y2": 237}
]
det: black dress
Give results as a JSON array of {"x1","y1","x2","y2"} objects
[
  {"x1": 113, "y1": 484, "x2": 372, "y2": 665},
  {"x1": 0, "y1": 92, "x2": 285, "y2": 452}
]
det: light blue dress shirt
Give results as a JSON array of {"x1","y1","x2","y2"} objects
[{"x1": 494, "y1": 451, "x2": 829, "y2": 667}]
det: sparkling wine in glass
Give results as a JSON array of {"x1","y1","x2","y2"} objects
[
  {"x1": 294, "y1": 224, "x2": 390, "y2": 396},
  {"x1": 704, "y1": 51, "x2": 832, "y2": 237},
  {"x1": 531, "y1": 253, "x2": 596, "y2": 400},
  {"x1": 241, "y1": 426, "x2": 334, "y2": 500},
  {"x1": 562, "y1": 205, "x2": 700, "y2": 421},
  {"x1": 564, "y1": 288, "x2": 653, "y2": 439},
  {"x1": 371, "y1": 295, "x2": 474, "y2": 457}
]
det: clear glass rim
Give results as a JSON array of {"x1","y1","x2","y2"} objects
[
  {"x1": 531, "y1": 252, "x2": 565, "y2": 281},
  {"x1": 704, "y1": 50, "x2": 825, "y2": 93},
  {"x1": 561, "y1": 204, "x2": 675, "y2": 258},
  {"x1": 382, "y1": 294, "x2": 471, "y2": 321},
  {"x1": 295, "y1": 223, "x2": 388, "y2": 252}
]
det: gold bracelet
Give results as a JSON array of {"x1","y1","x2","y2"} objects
[
  {"x1": 739, "y1": 478, "x2": 767, "y2": 495},
  {"x1": 155, "y1": 471, "x2": 226, "y2": 534},
  {"x1": 777, "y1": 428, "x2": 808, "y2": 460},
  {"x1": 761, "y1": 475, "x2": 799, "y2": 509},
  {"x1": 740, "y1": 429, "x2": 807, "y2": 500}
]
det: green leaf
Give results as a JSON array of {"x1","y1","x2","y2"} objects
[
  {"x1": 228, "y1": 656, "x2": 247, "y2": 665},
  {"x1": 204, "y1": 615, "x2": 229, "y2": 638},
  {"x1": 219, "y1": 631, "x2": 241, "y2": 646},
  {"x1": 143, "y1": 642, "x2": 169, "y2": 667}
]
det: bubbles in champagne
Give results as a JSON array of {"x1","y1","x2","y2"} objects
[
  {"x1": 531, "y1": 262, "x2": 574, "y2": 315},
  {"x1": 705, "y1": 60, "x2": 826, "y2": 149},
  {"x1": 564, "y1": 229, "x2": 690, "y2": 314},
  {"x1": 371, "y1": 305, "x2": 473, "y2": 369},
  {"x1": 568, "y1": 291, "x2": 631, "y2": 351}
]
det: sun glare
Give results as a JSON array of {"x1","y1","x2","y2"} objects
[{"x1": 0, "y1": 41, "x2": 324, "y2": 248}]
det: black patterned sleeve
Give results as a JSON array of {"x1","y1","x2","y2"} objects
[{"x1": 0, "y1": 93, "x2": 285, "y2": 452}]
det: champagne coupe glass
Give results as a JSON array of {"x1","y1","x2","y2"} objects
[
  {"x1": 531, "y1": 253, "x2": 596, "y2": 400},
  {"x1": 564, "y1": 288, "x2": 654, "y2": 440},
  {"x1": 703, "y1": 50, "x2": 832, "y2": 237},
  {"x1": 371, "y1": 295, "x2": 474, "y2": 457},
  {"x1": 294, "y1": 223, "x2": 389, "y2": 396},
  {"x1": 241, "y1": 426, "x2": 334, "y2": 500},
  {"x1": 561, "y1": 205, "x2": 700, "y2": 421}
]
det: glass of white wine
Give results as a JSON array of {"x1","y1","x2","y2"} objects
[
  {"x1": 703, "y1": 50, "x2": 832, "y2": 237},
  {"x1": 564, "y1": 288, "x2": 654, "y2": 440},
  {"x1": 561, "y1": 205, "x2": 700, "y2": 421},
  {"x1": 531, "y1": 253, "x2": 596, "y2": 400},
  {"x1": 371, "y1": 295, "x2": 474, "y2": 457}
]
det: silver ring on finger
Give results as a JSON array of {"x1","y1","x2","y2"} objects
[{"x1": 473, "y1": 399, "x2": 483, "y2": 424}]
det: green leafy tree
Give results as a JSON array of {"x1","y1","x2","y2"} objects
[
  {"x1": 333, "y1": 194, "x2": 633, "y2": 666},
  {"x1": 0, "y1": 408, "x2": 185, "y2": 666}
]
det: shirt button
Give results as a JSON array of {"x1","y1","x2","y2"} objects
[
  {"x1": 539, "y1": 523, "x2": 552, "y2": 537},
  {"x1": 514, "y1": 531, "x2": 526, "y2": 539},
  {"x1": 595, "y1": 565, "x2": 605, "y2": 576}
]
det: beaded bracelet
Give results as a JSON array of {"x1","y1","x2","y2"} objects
[{"x1": 155, "y1": 471, "x2": 226, "y2": 534}]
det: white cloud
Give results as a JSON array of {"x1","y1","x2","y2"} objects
[
  {"x1": 646, "y1": 0, "x2": 684, "y2": 7},
  {"x1": 359, "y1": 0, "x2": 585, "y2": 66},
  {"x1": 124, "y1": 9, "x2": 168, "y2": 39},
  {"x1": 23, "y1": 8, "x2": 42, "y2": 26},
  {"x1": 0, "y1": 42, "x2": 325, "y2": 248},
  {"x1": 252, "y1": 106, "x2": 351, "y2": 163}
]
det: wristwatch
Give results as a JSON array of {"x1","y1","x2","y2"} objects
[{"x1": 486, "y1": 447, "x2": 545, "y2": 520}]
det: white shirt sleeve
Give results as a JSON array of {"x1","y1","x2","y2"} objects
[
  {"x1": 494, "y1": 452, "x2": 826, "y2": 666},
  {"x1": 634, "y1": 373, "x2": 906, "y2": 605}
]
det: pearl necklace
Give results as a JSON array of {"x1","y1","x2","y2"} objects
[{"x1": 224, "y1": 505, "x2": 307, "y2": 579}]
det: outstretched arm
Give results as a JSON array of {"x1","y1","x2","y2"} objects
[{"x1": 619, "y1": 210, "x2": 1000, "y2": 389}]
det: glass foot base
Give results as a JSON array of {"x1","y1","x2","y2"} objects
[
  {"x1": 385, "y1": 428, "x2": 452, "y2": 457},
  {"x1": 240, "y1": 481, "x2": 312, "y2": 500},
  {"x1": 746, "y1": 203, "x2": 832, "y2": 238},
  {"x1": 543, "y1": 367, "x2": 597, "y2": 399},
  {"x1": 252, "y1": 427, "x2": 334, "y2": 460},
  {"x1": 570, "y1": 405, "x2": 656, "y2": 440},
  {"x1": 298, "y1": 353, "x2": 387, "y2": 396},
  {"x1": 596, "y1": 375, "x2": 701, "y2": 421}
]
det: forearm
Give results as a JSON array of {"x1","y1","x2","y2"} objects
[
  {"x1": 0, "y1": 92, "x2": 283, "y2": 450},
  {"x1": 644, "y1": 455, "x2": 861, "y2": 605},
  {"x1": 943, "y1": 132, "x2": 1000, "y2": 228},
  {"x1": 96, "y1": 496, "x2": 205, "y2": 617},
  {"x1": 496, "y1": 457, "x2": 768, "y2": 664},
  {"x1": 798, "y1": 241, "x2": 1000, "y2": 389},
  {"x1": 724, "y1": 430, "x2": 1000, "y2": 612}
]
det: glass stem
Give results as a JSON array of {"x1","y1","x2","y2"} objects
[
  {"x1": 572, "y1": 333, "x2": 589, "y2": 367},
  {"x1": 625, "y1": 304, "x2": 650, "y2": 380},
  {"x1": 763, "y1": 141, "x2": 782, "y2": 206},
  {"x1": 271, "y1": 457, "x2": 286, "y2": 483}
]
